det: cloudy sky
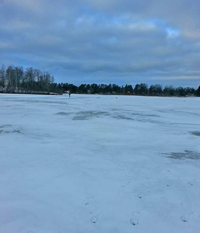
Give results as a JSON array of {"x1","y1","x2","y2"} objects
[{"x1": 0, "y1": 0, "x2": 200, "y2": 87}]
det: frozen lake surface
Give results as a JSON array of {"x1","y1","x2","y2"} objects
[{"x1": 0, "y1": 94, "x2": 200, "y2": 233}]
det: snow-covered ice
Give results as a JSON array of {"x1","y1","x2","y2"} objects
[{"x1": 0, "y1": 94, "x2": 200, "y2": 233}]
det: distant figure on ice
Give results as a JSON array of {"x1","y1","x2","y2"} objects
[{"x1": 69, "y1": 92, "x2": 71, "y2": 98}]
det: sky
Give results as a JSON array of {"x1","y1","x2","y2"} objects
[{"x1": 0, "y1": 0, "x2": 200, "y2": 87}]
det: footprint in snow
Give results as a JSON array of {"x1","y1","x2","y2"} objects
[
  {"x1": 130, "y1": 211, "x2": 140, "y2": 226},
  {"x1": 91, "y1": 215, "x2": 98, "y2": 224},
  {"x1": 180, "y1": 212, "x2": 197, "y2": 223},
  {"x1": 180, "y1": 215, "x2": 187, "y2": 222},
  {"x1": 83, "y1": 196, "x2": 94, "y2": 206},
  {"x1": 90, "y1": 212, "x2": 101, "y2": 224}
]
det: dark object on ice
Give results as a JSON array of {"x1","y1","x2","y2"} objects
[
  {"x1": 191, "y1": 131, "x2": 200, "y2": 136},
  {"x1": 69, "y1": 92, "x2": 71, "y2": 98}
]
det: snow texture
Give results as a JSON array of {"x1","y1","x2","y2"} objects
[{"x1": 0, "y1": 94, "x2": 200, "y2": 233}]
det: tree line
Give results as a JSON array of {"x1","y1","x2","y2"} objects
[
  {"x1": 0, "y1": 65, "x2": 200, "y2": 96},
  {"x1": 0, "y1": 65, "x2": 58, "y2": 94},
  {"x1": 58, "y1": 83, "x2": 200, "y2": 96}
]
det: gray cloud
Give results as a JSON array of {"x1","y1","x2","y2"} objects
[{"x1": 0, "y1": 0, "x2": 199, "y2": 87}]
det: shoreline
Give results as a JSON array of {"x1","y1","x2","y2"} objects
[{"x1": 0, "y1": 92, "x2": 198, "y2": 98}]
